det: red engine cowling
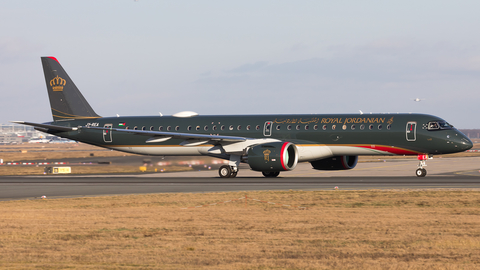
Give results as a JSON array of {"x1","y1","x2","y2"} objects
[
  {"x1": 310, "y1": 156, "x2": 358, "y2": 170},
  {"x1": 247, "y1": 142, "x2": 298, "y2": 172}
]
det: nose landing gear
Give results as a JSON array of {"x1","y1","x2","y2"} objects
[{"x1": 416, "y1": 154, "x2": 428, "y2": 177}]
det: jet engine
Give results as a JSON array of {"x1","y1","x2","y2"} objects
[
  {"x1": 247, "y1": 142, "x2": 298, "y2": 172},
  {"x1": 310, "y1": 155, "x2": 358, "y2": 170}
]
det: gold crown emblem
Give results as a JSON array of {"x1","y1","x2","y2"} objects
[
  {"x1": 263, "y1": 149, "x2": 271, "y2": 161},
  {"x1": 50, "y1": 75, "x2": 66, "y2": 91}
]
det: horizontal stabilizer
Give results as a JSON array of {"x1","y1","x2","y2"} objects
[{"x1": 11, "y1": 121, "x2": 77, "y2": 132}]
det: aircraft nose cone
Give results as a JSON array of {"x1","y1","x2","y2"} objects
[
  {"x1": 462, "y1": 137, "x2": 473, "y2": 150},
  {"x1": 457, "y1": 133, "x2": 473, "y2": 151}
]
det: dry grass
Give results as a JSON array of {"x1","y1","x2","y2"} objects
[
  {"x1": 0, "y1": 165, "x2": 192, "y2": 175},
  {"x1": 0, "y1": 143, "x2": 136, "y2": 163},
  {"x1": 0, "y1": 190, "x2": 479, "y2": 269},
  {"x1": 0, "y1": 143, "x2": 212, "y2": 175}
]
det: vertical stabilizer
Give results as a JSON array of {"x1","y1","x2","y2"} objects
[{"x1": 41, "y1": 57, "x2": 101, "y2": 121}]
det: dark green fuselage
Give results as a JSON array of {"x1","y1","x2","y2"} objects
[{"x1": 47, "y1": 113, "x2": 472, "y2": 158}]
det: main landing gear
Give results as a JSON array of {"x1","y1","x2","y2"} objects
[
  {"x1": 416, "y1": 154, "x2": 428, "y2": 177},
  {"x1": 262, "y1": 171, "x2": 280, "y2": 178},
  {"x1": 219, "y1": 155, "x2": 241, "y2": 178},
  {"x1": 218, "y1": 165, "x2": 238, "y2": 178}
]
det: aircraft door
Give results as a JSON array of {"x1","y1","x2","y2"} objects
[
  {"x1": 406, "y1": 122, "x2": 416, "y2": 141},
  {"x1": 103, "y1": 124, "x2": 112, "y2": 143},
  {"x1": 263, "y1": 121, "x2": 272, "y2": 137}
]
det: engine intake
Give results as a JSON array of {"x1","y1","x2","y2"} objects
[
  {"x1": 311, "y1": 155, "x2": 358, "y2": 170},
  {"x1": 247, "y1": 142, "x2": 298, "y2": 172}
]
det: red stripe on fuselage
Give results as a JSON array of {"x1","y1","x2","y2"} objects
[{"x1": 355, "y1": 145, "x2": 420, "y2": 155}]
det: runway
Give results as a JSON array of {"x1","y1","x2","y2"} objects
[{"x1": 1, "y1": 157, "x2": 479, "y2": 200}]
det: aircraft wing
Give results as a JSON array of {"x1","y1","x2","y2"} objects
[
  {"x1": 85, "y1": 126, "x2": 247, "y2": 143},
  {"x1": 12, "y1": 121, "x2": 247, "y2": 144}
]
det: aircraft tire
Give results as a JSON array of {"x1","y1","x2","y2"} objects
[
  {"x1": 219, "y1": 165, "x2": 232, "y2": 178},
  {"x1": 262, "y1": 171, "x2": 280, "y2": 178},
  {"x1": 416, "y1": 168, "x2": 427, "y2": 177},
  {"x1": 230, "y1": 171, "x2": 238, "y2": 178}
]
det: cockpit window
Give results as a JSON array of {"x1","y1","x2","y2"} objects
[{"x1": 427, "y1": 121, "x2": 453, "y2": 131}]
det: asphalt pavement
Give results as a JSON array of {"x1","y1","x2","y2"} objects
[{"x1": 1, "y1": 157, "x2": 479, "y2": 200}]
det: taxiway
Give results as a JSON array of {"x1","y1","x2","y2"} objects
[{"x1": 0, "y1": 157, "x2": 479, "y2": 200}]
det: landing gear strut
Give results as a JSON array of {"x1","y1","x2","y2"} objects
[{"x1": 416, "y1": 154, "x2": 428, "y2": 177}]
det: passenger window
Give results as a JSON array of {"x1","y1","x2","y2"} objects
[
  {"x1": 360, "y1": 124, "x2": 365, "y2": 130},
  {"x1": 322, "y1": 125, "x2": 327, "y2": 130},
  {"x1": 287, "y1": 125, "x2": 292, "y2": 130},
  {"x1": 150, "y1": 126, "x2": 154, "y2": 131},
  {"x1": 246, "y1": 125, "x2": 251, "y2": 130},
  {"x1": 314, "y1": 125, "x2": 318, "y2": 130},
  {"x1": 159, "y1": 126, "x2": 163, "y2": 131},
  {"x1": 204, "y1": 126, "x2": 208, "y2": 131},
  {"x1": 351, "y1": 125, "x2": 355, "y2": 130},
  {"x1": 378, "y1": 124, "x2": 382, "y2": 130},
  {"x1": 167, "y1": 126, "x2": 171, "y2": 131},
  {"x1": 305, "y1": 125, "x2": 309, "y2": 130},
  {"x1": 196, "y1": 126, "x2": 200, "y2": 131},
  {"x1": 369, "y1": 124, "x2": 373, "y2": 130},
  {"x1": 387, "y1": 125, "x2": 391, "y2": 130},
  {"x1": 125, "y1": 126, "x2": 129, "y2": 130},
  {"x1": 229, "y1": 125, "x2": 234, "y2": 130},
  {"x1": 212, "y1": 125, "x2": 217, "y2": 131},
  {"x1": 133, "y1": 126, "x2": 138, "y2": 130},
  {"x1": 237, "y1": 125, "x2": 241, "y2": 130},
  {"x1": 276, "y1": 125, "x2": 281, "y2": 130},
  {"x1": 332, "y1": 125, "x2": 336, "y2": 130},
  {"x1": 141, "y1": 126, "x2": 146, "y2": 131},
  {"x1": 175, "y1": 126, "x2": 179, "y2": 131},
  {"x1": 221, "y1": 125, "x2": 225, "y2": 131},
  {"x1": 342, "y1": 125, "x2": 347, "y2": 130},
  {"x1": 256, "y1": 125, "x2": 260, "y2": 130},
  {"x1": 296, "y1": 125, "x2": 300, "y2": 130},
  {"x1": 187, "y1": 126, "x2": 192, "y2": 131}
]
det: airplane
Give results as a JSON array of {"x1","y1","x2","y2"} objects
[{"x1": 13, "y1": 57, "x2": 473, "y2": 178}]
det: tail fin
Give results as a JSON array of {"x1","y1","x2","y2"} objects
[{"x1": 41, "y1": 57, "x2": 101, "y2": 121}]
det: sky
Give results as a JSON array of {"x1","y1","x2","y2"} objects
[{"x1": 1, "y1": 1, "x2": 480, "y2": 128}]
